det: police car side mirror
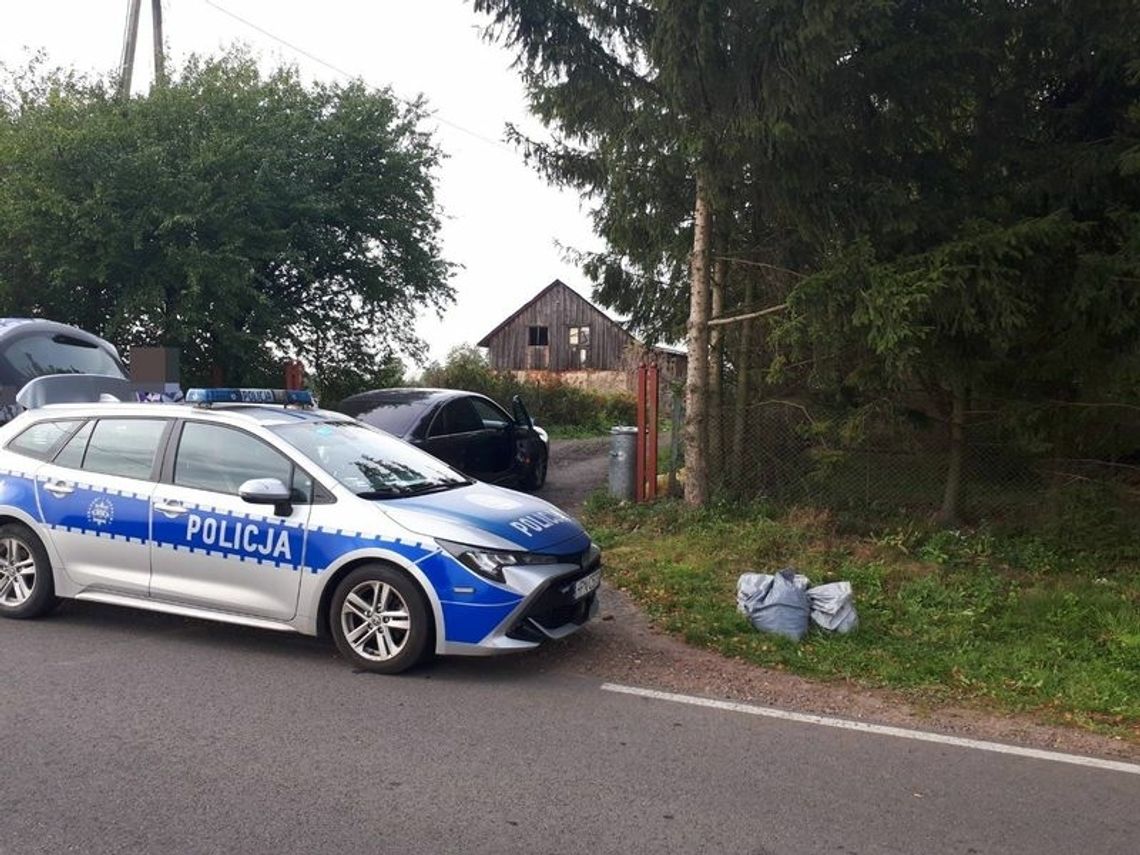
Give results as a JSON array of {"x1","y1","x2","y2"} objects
[{"x1": 239, "y1": 478, "x2": 293, "y2": 516}]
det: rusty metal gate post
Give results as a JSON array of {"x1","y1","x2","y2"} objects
[
  {"x1": 635, "y1": 364, "x2": 660, "y2": 502},
  {"x1": 284, "y1": 360, "x2": 304, "y2": 391}
]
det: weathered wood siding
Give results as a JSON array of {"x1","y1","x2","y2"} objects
[{"x1": 484, "y1": 282, "x2": 634, "y2": 372}]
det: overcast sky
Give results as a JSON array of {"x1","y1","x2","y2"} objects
[{"x1": 0, "y1": 0, "x2": 605, "y2": 365}]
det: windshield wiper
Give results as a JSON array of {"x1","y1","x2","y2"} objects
[
  {"x1": 397, "y1": 481, "x2": 471, "y2": 498},
  {"x1": 355, "y1": 489, "x2": 404, "y2": 500},
  {"x1": 357, "y1": 481, "x2": 470, "y2": 500}
]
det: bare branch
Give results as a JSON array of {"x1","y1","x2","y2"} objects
[
  {"x1": 708, "y1": 303, "x2": 787, "y2": 326},
  {"x1": 1054, "y1": 458, "x2": 1140, "y2": 472},
  {"x1": 712, "y1": 256, "x2": 806, "y2": 279},
  {"x1": 1047, "y1": 400, "x2": 1140, "y2": 413}
]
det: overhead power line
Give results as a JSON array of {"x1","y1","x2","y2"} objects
[{"x1": 201, "y1": 0, "x2": 514, "y2": 153}]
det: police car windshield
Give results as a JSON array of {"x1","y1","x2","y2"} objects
[{"x1": 272, "y1": 421, "x2": 470, "y2": 499}]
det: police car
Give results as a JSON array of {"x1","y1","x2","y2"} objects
[{"x1": 0, "y1": 382, "x2": 601, "y2": 673}]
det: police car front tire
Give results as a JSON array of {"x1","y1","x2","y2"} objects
[
  {"x1": 330, "y1": 565, "x2": 430, "y2": 674},
  {"x1": 0, "y1": 522, "x2": 58, "y2": 619}
]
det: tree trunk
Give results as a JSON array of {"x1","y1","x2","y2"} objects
[
  {"x1": 707, "y1": 255, "x2": 727, "y2": 484},
  {"x1": 683, "y1": 173, "x2": 713, "y2": 506},
  {"x1": 938, "y1": 385, "x2": 967, "y2": 524},
  {"x1": 731, "y1": 276, "x2": 754, "y2": 468}
]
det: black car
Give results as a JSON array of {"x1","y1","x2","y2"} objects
[
  {"x1": 336, "y1": 388, "x2": 550, "y2": 490},
  {"x1": 0, "y1": 318, "x2": 128, "y2": 423}
]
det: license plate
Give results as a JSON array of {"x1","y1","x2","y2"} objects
[{"x1": 573, "y1": 568, "x2": 601, "y2": 600}]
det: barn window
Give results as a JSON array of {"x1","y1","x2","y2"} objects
[
  {"x1": 569, "y1": 325, "x2": 591, "y2": 367},
  {"x1": 568, "y1": 325, "x2": 591, "y2": 346},
  {"x1": 527, "y1": 325, "x2": 549, "y2": 346}
]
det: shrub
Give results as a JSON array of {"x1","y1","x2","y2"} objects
[{"x1": 418, "y1": 345, "x2": 636, "y2": 433}]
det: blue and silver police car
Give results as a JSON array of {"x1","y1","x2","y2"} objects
[{"x1": 0, "y1": 384, "x2": 601, "y2": 673}]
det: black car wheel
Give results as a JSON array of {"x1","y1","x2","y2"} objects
[{"x1": 523, "y1": 447, "x2": 548, "y2": 490}]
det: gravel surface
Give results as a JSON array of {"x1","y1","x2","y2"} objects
[
  {"x1": 533, "y1": 437, "x2": 1139, "y2": 761},
  {"x1": 536, "y1": 435, "x2": 611, "y2": 513}
]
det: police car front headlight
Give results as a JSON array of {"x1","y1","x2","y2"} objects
[{"x1": 437, "y1": 540, "x2": 557, "y2": 583}]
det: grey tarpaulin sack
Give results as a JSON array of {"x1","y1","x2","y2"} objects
[
  {"x1": 737, "y1": 571, "x2": 810, "y2": 613},
  {"x1": 736, "y1": 569, "x2": 810, "y2": 641},
  {"x1": 807, "y1": 581, "x2": 859, "y2": 634},
  {"x1": 736, "y1": 572, "x2": 770, "y2": 614}
]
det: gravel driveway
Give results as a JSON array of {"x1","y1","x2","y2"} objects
[{"x1": 536, "y1": 436, "x2": 611, "y2": 513}]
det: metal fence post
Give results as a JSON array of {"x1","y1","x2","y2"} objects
[
  {"x1": 636, "y1": 365, "x2": 646, "y2": 501},
  {"x1": 668, "y1": 389, "x2": 683, "y2": 496},
  {"x1": 635, "y1": 364, "x2": 659, "y2": 501},
  {"x1": 646, "y1": 364, "x2": 659, "y2": 500}
]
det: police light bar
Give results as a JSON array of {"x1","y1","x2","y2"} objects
[{"x1": 185, "y1": 388, "x2": 315, "y2": 406}]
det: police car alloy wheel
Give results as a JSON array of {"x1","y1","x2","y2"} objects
[
  {"x1": 330, "y1": 565, "x2": 430, "y2": 674},
  {"x1": 0, "y1": 523, "x2": 57, "y2": 619}
]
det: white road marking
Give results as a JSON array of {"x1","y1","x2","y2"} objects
[{"x1": 600, "y1": 683, "x2": 1140, "y2": 776}]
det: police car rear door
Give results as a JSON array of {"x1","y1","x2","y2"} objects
[
  {"x1": 148, "y1": 420, "x2": 310, "y2": 621},
  {"x1": 35, "y1": 417, "x2": 170, "y2": 596}
]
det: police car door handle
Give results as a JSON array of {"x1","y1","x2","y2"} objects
[
  {"x1": 43, "y1": 481, "x2": 74, "y2": 497},
  {"x1": 154, "y1": 500, "x2": 188, "y2": 517}
]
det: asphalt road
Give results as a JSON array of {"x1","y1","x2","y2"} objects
[
  {"x1": 3, "y1": 443, "x2": 1138, "y2": 854},
  {"x1": 2, "y1": 601, "x2": 1138, "y2": 855}
]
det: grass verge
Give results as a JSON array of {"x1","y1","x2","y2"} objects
[{"x1": 584, "y1": 494, "x2": 1140, "y2": 740}]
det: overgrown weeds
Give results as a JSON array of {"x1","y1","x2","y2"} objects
[{"x1": 584, "y1": 492, "x2": 1140, "y2": 738}]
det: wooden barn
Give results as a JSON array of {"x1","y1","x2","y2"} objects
[{"x1": 477, "y1": 280, "x2": 687, "y2": 395}]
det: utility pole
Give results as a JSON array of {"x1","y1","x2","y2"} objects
[
  {"x1": 117, "y1": 0, "x2": 165, "y2": 98},
  {"x1": 152, "y1": 0, "x2": 165, "y2": 85},
  {"x1": 118, "y1": 0, "x2": 143, "y2": 98}
]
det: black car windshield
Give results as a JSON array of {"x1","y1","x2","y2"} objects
[
  {"x1": 339, "y1": 399, "x2": 428, "y2": 437},
  {"x1": 272, "y1": 421, "x2": 470, "y2": 499}
]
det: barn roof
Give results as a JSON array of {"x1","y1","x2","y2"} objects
[
  {"x1": 476, "y1": 279, "x2": 688, "y2": 361},
  {"x1": 477, "y1": 279, "x2": 633, "y2": 348}
]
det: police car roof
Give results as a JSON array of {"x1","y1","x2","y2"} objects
[
  {"x1": 33, "y1": 400, "x2": 353, "y2": 427},
  {"x1": 212, "y1": 404, "x2": 353, "y2": 425}
]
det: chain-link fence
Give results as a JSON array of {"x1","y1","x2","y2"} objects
[{"x1": 666, "y1": 394, "x2": 1140, "y2": 545}]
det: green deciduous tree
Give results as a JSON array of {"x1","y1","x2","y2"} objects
[{"x1": 0, "y1": 50, "x2": 452, "y2": 397}]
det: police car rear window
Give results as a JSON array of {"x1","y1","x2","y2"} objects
[
  {"x1": 54, "y1": 421, "x2": 94, "y2": 469},
  {"x1": 82, "y1": 419, "x2": 167, "y2": 480},
  {"x1": 7, "y1": 420, "x2": 82, "y2": 460}
]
